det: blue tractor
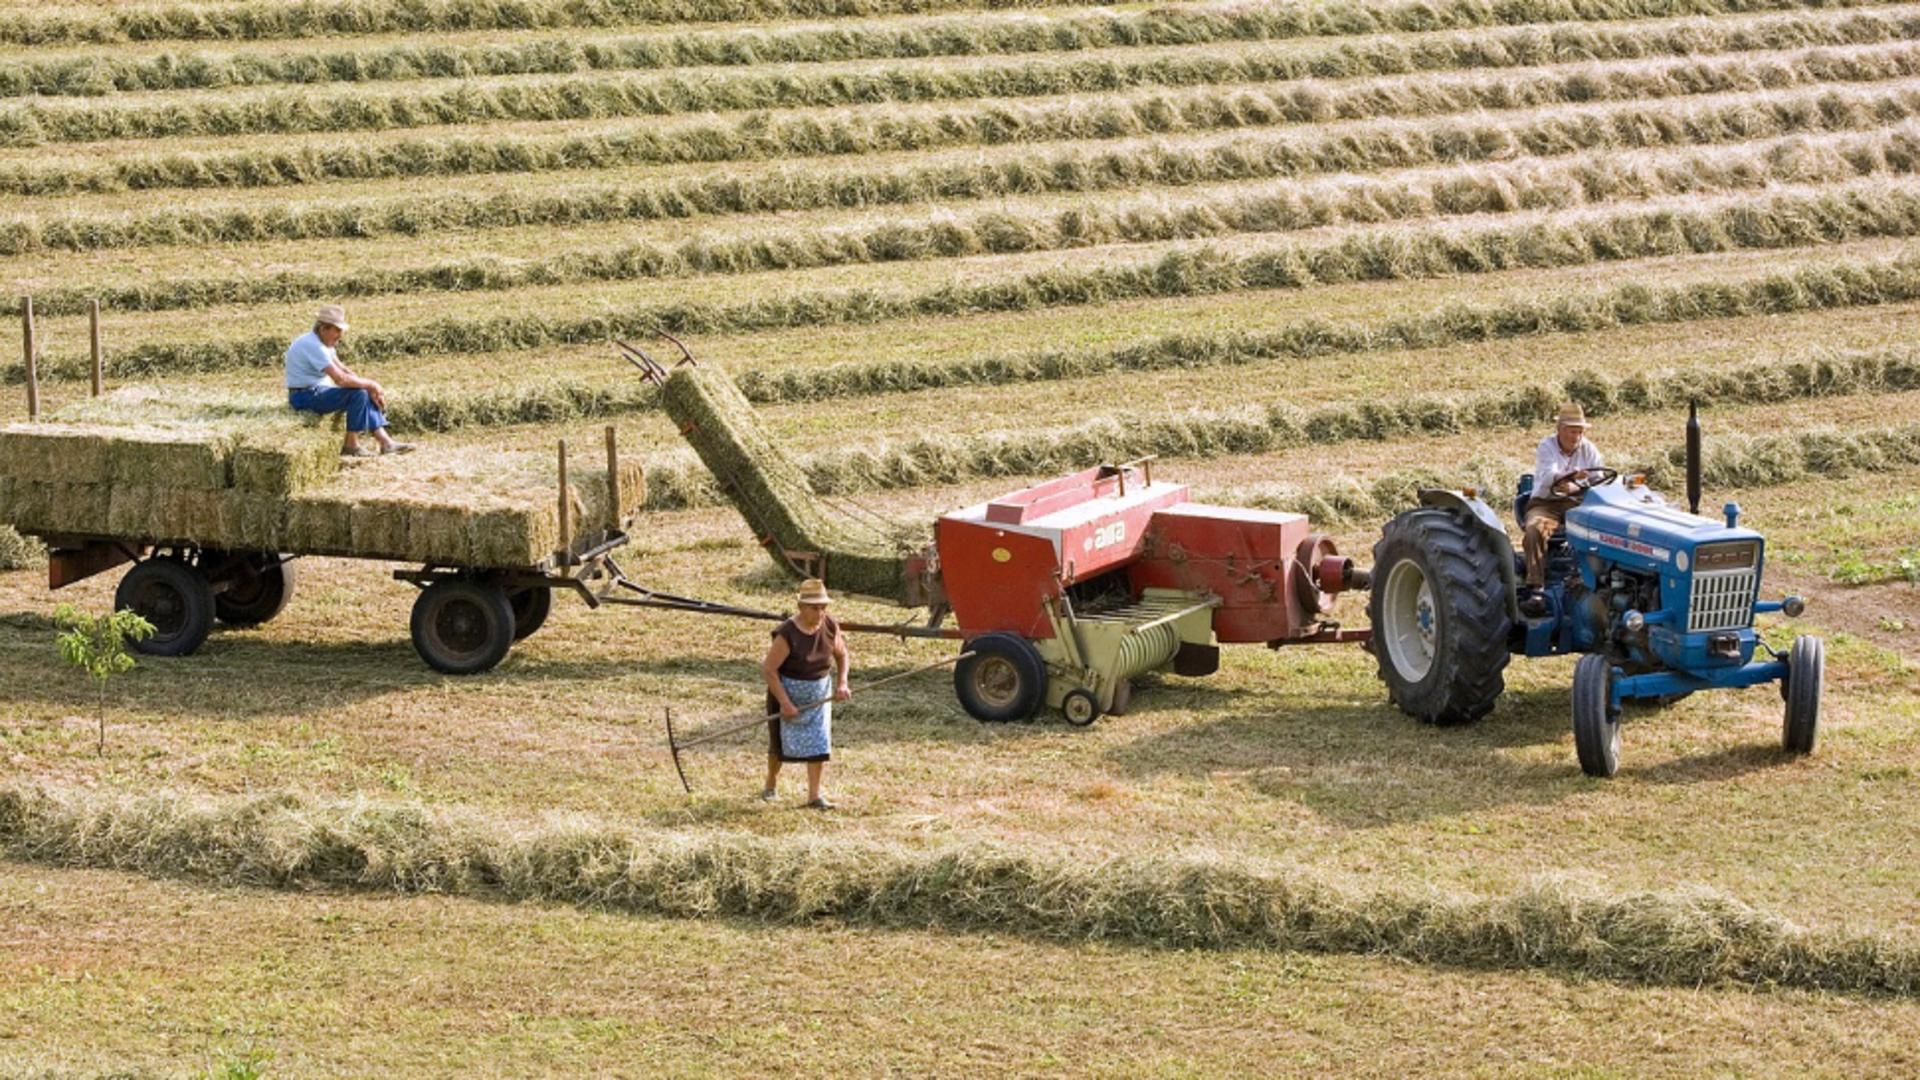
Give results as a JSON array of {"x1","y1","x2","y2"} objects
[{"x1": 1366, "y1": 406, "x2": 1823, "y2": 777}]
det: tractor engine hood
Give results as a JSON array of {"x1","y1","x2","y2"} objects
[{"x1": 1564, "y1": 481, "x2": 1763, "y2": 573}]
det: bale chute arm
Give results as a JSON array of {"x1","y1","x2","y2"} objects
[{"x1": 655, "y1": 363, "x2": 932, "y2": 606}]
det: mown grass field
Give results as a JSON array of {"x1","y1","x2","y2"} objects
[{"x1": 2, "y1": 0, "x2": 1919, "y2": 1073}]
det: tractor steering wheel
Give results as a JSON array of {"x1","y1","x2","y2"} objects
[{"x1": 1550, "y1": 466, "x2": 1619, "y2": 497}]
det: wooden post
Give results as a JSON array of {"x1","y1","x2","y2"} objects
[
  {"x1": 21, "y1": 295, "x2": 38, "y2": 421},
  {"x1": 604, "y1": 425, "x2": 620, "y2": 530},
  {"x1": 557, "y1": 439, "x2": 571, "y2": 562},
  {"x1": 88, "y1": 299, "x2": 103, "y2": 397}
]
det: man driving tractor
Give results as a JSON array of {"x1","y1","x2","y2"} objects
[{"x1": 1521, "y1": 403, "x2": 1603, "y2": 617}]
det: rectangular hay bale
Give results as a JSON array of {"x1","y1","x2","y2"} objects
[
  {"x1": 286, "y1": 497, "x2": 354, "y2": 554},
  {"x1": 0, "y1": 424, "x2": 115, "y2": 486},
  {"x1": 106, "y1": 431, "x2": 233, "y2": 491},
  {"x1": 231, "y1": 427, "x2": 341, "y2": 495}
]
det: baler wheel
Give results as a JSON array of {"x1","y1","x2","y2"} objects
[
  {"x1": 1782, "y1": 635, "x2": 1824, "y2": 754},
  {"x1": 955, "y1": 632, "x2": 1046, "y2": 723},
  {"x1": 1062, "y1": 688, "x2": 1100, "y2": 727},
  {"x1": 1368, "y1": 508, "x2": 1512, "y2": 725},
  {"x1": 1572, "y1": 654, "x2": 1622, "y2": 778}
]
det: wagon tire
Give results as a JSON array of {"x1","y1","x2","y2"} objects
[
  {"x1": 955, "y1": 632, "x2": 1046, "y2": 723},
  {"x1": 1369, "y1": 508, "x2": 1512, "y2": 725},
  {"x1": 1782, "y1": 635, "x2": 1823, "y2": 755},
  {"x1": 115, "y1": 557, "x2": 215, "y2": 658},
  {"x1": 209, "y1": 552, "x2": 297, "y2": 627},
  {"x1": 1572, "y1": 654, "x2": 1622, "y2": 779},
  {"x1": 507, "y1": 586, "x2": 553, "y2": 641},
  {"x1": 411, "y1": 580, "x2": 516, "y2": 675}
]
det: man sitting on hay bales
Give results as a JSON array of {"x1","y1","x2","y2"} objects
[{"x1": 285, "y1": 304, "x2": 414, "y2": 458}]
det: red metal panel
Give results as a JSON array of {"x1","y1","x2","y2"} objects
[
  {"x1": 1131, "y1": 504, "x2": 1314, "y2": 643},
  {"x1": 935, "y1": 517, "x2": 1062, "y2": 639},
  {"x1": 47, "y1": 541, "x2": 135, "y2": 591}
]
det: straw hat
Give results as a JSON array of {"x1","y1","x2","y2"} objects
[
  {"x1": 315, "y1": 304, "x2": 350, "y2": 332},
  {"x1": 1554, "y1": 402, "x2": 1590, "y2": 429},
  {"x1": 796, "y1": 578, "x2": 832, "y2": 606}
]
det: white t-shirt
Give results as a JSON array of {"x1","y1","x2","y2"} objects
[
  {"x1": 1532, "y1": 434, "x2": 1603, "y2": 501},
  {"x1": 284, "y1": 330, "x2": 338, "y2": 390}
]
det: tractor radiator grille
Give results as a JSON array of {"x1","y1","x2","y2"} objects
[{"x1": 1687, "y1": 568, "x2": 1758, "y2": 633}]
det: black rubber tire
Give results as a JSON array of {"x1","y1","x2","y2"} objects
[
  {"x1": 1782, "y1": 635, "x2": 1824, "y2": 755},
  {"x1": 1062, "y1": 688, "x2": 1100, "y2": 727},
  {"x1": 955, "y1": 632, "x2": 1046, "y2": 723},
  {"x1": 508, "y1": 586, "x2": 553, "y2": 642},
  {"x1": 1572, "y1": 653, "x2": 1623, "y2": 779},
  {"x1": 411, "y1": 580, "x2": 516, "y2": 675},
  {"x1": 115, "y1": 557, "x2": 215, "y2": 658},
  {"x1": 209, "y1": 552, "x2": 297, "y2": 627},
  {"x1": 1368, "y1": 508, "x2": 1514, "y2": 725}
]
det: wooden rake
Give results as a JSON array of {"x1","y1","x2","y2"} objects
[{"x1": 664, "y1": 652, "x2": 972, "y2": 794}]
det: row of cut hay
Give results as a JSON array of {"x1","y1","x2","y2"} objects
[
  {"x1": 20, "y1": 126, "x2": 1920, "y2": 318},
  {"x1": 0, "y1": 0, "x2": 1114, "y2": 48},
  {"x1": 2, "y1": 4, "x2": 1904, "y2": 100},
  {"x1": 1229, "y1": 422, "x2": 1920, "y2": 525},
  {"x1": 0, "y1": 524, "x2": 41, "y2": 569},
  {"x1": 9, "y1": 38, "x2": 1920, "y2": 152},
  {"x1": 19, "y1": 184, "x2": 1920, "y2": 384},
  {"x1": 8, "y1": 76, "x2": 1918, "y2": 251},
  {"x1": 660, "y1": 364, "x2": 919, "y2": 602},
  {"x1": 0, "y1": 0, "x2": 1849, "y2": 49},
  {"x1": 641, "y1": 349, "x2": 1920, "y2": 507},
  {"x1": 2, "y1": 784, "x2": 1913, "y2": 994},
  {"x1": 0, "y1": 449, "x2": 647, "y2": 568}
]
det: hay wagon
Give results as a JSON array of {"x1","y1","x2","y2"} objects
[{"x1": 2, "y1": 386, "x2": 647, "y2": 674}]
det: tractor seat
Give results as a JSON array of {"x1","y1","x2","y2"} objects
[{"x1": 1514, "y1": 474, "x2": 1567, "y2": 540}]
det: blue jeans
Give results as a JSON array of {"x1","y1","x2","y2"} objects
[{"x1": 289, "y1": 386, "x2": 385, "y2": 433}]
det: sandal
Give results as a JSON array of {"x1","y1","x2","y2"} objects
[{"x1": 804, "y1": 797, "x2": 835, "y2": 811}]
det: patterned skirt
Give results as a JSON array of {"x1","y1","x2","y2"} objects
[{"x1": 766, "y1": 673, "x2": 832, "y2": 763}]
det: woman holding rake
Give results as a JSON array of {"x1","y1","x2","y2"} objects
[{"x1": 761, "y1": 578, "x2": 852, "y2": 809}]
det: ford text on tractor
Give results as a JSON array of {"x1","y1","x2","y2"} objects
[{"x1": 1368, "y1": 406, "x2": 1824, "y2": 777}]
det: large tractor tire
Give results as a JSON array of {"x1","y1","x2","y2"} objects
[
  {"x1": 1369, "y1": 508, "x2": 1513, "y2": 725},
  {"x1": 1572, "y1": 654, "x2": 1623, "y2": 778},
  {"x1": 207, "y1": 551, "x2": 297, "y2": 628},
  {"x1": 1782, "y1": 635, "x2": 1824, "y2": 755},
  {"x1": 115, "y1": 557, "x2": 215, "y2": 657},
  {"x1": 955, "y1": 632, "x2": 1046, "y2": 723}
]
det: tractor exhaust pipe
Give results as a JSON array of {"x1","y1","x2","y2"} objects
[{"x1": 1685, "y1": 400, "x2": 1702, "y2": 516}]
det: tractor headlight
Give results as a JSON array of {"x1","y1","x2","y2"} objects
[
  {"x1": 1623, "y1": 609, "x2": 1646, "y2": 633},
  {"x1": 1782, "y1": 595, "x2": 1806, "y2": 618}
]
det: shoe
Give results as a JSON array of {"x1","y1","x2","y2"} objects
[
  {"x1": 804, "y1": 797, "x2": 835, "y2": 811},
  {"x1": 1519, "y1": 590, "x2": 1549, "y2": 618},
  {"x1": 382, "y1": 442, "x2": 417, "y2": 455},
  {"x1": 758, "y1": 788, "x2": 777, "y2": 803},
  {"x1": 341, "y1": 445, "x2": 378, "y2": 458}
]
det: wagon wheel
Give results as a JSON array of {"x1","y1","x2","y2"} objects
[
  {"x1": 410, "y1": 580, "x2": 516, "y2": 675},
  {"x1": 115, "y1": 556, "x2": 215, "y2": 657}
]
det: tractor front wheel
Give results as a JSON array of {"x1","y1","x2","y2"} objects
[
  {"x1": 1368, "y1": 508, "x2": 1513, "y2": 725},
  {"x1": 1572, "y1": 654, "x2": 1623, "y2": 778},
  {"x1": 955, "y1": 632, "x2": 1046, "y2": 723},
  {"x1": 1782, "y1": 635, "x2": 1824, "y2": 755}
]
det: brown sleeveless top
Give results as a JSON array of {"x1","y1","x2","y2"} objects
[{"x1": 773, "y1": 615, "x2": 838, "y2": 680}]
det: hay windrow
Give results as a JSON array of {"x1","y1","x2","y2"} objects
[
  {"x1": 24, "y1": 187, "x2": 1920, "y2": 386},
  {"x1": 1, "y1": 783, "x2": 1912, "y2": 995},
  {"x1": 0, "y1": 0, "x2": 1847, "y2": 49},
  {"x1": 23, "y1": 127, "x2": 1920, "y2": 319},
  {"x1": 0, "y1": 4, "x2": 1904, "y2": 100},
  {"x1": 11, "y1": 38, "x2": 1920, "y2": 152},
  {"x1": 660, "y1": 365, "x2": 920, "y2": 601}
]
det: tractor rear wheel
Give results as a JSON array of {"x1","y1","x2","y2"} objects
[
  {"x1": 1572, "y1": 654, "x2": 1623, "y2": 778},
  {"x1": 115, "y1": 557, "x2": 215, "y2": 658},
  {"x1": 1368, "y1": 508, "x2": 1513, "y2": 725},
  {"x1": 1782, "y1": 635, "x2": 1824, "y2": 755},
  {"x1": 955, "y1": 632, "x2": 1046, "y2": 723}
]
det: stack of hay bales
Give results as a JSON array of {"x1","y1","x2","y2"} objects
[
  {"x1": 0, "y1": 388, "x2": 644, "y2": 569},
  {"x1": 659, "y1": 364, "x2": 922, "y2": 602}
]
